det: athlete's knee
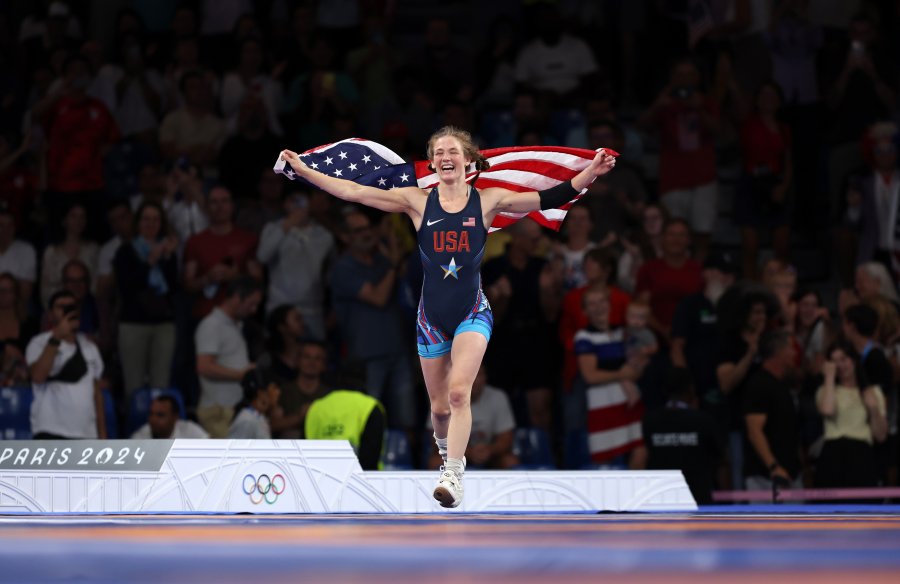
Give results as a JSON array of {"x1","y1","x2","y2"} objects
[
  {"x1": 447, "y1": 382, "x2": 471, "y2": 410},
  {"x1": 430, "y1": 405, "x2": 451, "y2": 423}
]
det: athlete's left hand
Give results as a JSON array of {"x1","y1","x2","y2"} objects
[{"x1": 588, "y1": 148, "x2": 617, "y2": 178}]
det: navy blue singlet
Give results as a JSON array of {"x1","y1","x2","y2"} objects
[{"x1": 415, "y1": 185, "x2": 493, "y2": 357}]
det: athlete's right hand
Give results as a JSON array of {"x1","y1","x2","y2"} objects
[{"x1": 281, "y1": 149, "x2": 308, "y2": 173}]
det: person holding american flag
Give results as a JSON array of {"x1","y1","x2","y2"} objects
[{"x1": 278, "y1": 126, "x2": 616, "y2": 508}]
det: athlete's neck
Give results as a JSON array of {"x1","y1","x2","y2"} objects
[{"x1": 437, "y1": 182, "x2": 469, "y2": 201}]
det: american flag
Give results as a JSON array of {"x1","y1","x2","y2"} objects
[
  {"x1": 273, "y1": 138, "x2": 615, "y2": 232},
  {"x1": 573, "y1": 327, "x2": 645, "y2": 464}
]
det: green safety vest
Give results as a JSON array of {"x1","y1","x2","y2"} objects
[{"x1": 304, "y1": 390, "x2": 386, "y2": 468}]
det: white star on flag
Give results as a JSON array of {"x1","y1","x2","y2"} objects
[
  {"x1": 348, "y1": 163, "x2": 358, "y2": 171},
  {"x1": 362, "y1": 155, "x2": 371, "y2": 163},
  {"x1": 339, "y1": 151, "x2": 348, "y2": 159},
  {"x1": 400, "y1": 173, "x2": 409, "y2": 182},
  {"x1": 333, "y1": 169, "x2": 343, "y2": 177},
  {"x1": 285, "y1": 168, "x2": 295, "y2": 178},
  {"x1": 310, "y1": 162, "x2": 319, "y2": 169},
  {"x1": 378, "y1": 177, "x2": 387, "y2": 186},
  {"x1": 325, "y1": 156, "x2": 333, "y2": 165}
]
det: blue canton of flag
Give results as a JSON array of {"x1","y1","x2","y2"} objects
[{"x1": 273, "y1": 138, "x2": 417, "y2": 191}]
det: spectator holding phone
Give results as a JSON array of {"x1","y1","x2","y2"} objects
[
  {"x1": 26, "y1": 290, "x2": 106, "y2": 439},
  {"x1": 816, "y1": 340, "x2": 887, "y2": 490}
]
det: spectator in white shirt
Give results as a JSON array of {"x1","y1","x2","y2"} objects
[
  {"x1": 26, "y1": 290, "x2": 106, "y2": 439},
  {"x1": 131, "y1": 394, "x2": 209, "y2": 439},
  {"x1": 257, "y1": 190, "x2": 334, "y2": 339}
]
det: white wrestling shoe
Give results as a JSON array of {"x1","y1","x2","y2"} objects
[{"x1": 433, "y1": 457, "x2": 465, "y2": 509}]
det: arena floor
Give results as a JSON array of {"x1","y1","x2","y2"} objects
[{"x1": 1, "y1": 507, "x2": 899, "y2": 583}]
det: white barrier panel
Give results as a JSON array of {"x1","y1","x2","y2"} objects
[{"x1": 0, "y1": 440, "x2": 697, "y2": 513}]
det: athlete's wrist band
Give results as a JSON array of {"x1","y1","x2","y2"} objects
[{"x1": 538, "y1": 180, "x2": 580, "y2": 210}]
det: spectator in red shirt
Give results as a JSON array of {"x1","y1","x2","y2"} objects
[
  {"x1": 735, "y1": 81, "x2": 794, "y2": 280},
  {"x1": 638, "y1": 58, "x2": 720, "y2": 261},
  {"x1": 635, "y1": 218, "x2": 703, "y2": 344},
  {"x1": 35, "y1": 55, "x2": 119, "y2": 240},
  {"x1": 183, "y1": 185, "x2": 263, "y2": 321}
]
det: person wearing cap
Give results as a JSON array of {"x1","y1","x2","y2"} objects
[{"x1": 671, "y1": 250, "x2": 739, "y2": 434}]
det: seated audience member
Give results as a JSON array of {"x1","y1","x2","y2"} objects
[
  {"x1": 743, "y1": 330, "x2": 802, "y2": 490},
  {"x1": 427, "y1": 364, "x2": 519, "y2": 470},
  {"x1": 816, "y1": 340, "x2": 887, "y2": 490},
  {"x1": 643, "y1": 367, "x2": 723, "y2": 505},
  {"x1": 26, "y1": 290, "x2": 106, "y2": 439},
  {"x1": 271, "y1": 340, "x2": 330, "y2": 439},
  {"x1": 114, "y1": 202, "x2": 179, "y2": 396},
  {"x1": 131, "y1": 394, "x2": 209, "y2": 439},
  {"x1": 0, "y1": 206, "x2": 37, "y2": 310},
  {"x1": 40, "y1": 203, "x2": 98, "y2": 309},
  {"x1": 0, "y1": 273, "x2": 38, "y2": 386},
  {"x1": 195, "y1": 277, "x2": 262, "y2": 438},
  {"x1": 229, "y1": 368, "x2": 282, "y2": 439},
  {"x1": 304, "y1": 367, "x2": 386, "y2": 471},
  {"x1": 575, "y1": 285, "x2": 647, "y2": 468}
]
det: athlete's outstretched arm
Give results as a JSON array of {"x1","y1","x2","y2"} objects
[
  {"x1": 280, "y1": 149, "x2": 423, "y2": 215},
  {"x1": 483, "y1": 148, "x2": 617, "y2": 215}
]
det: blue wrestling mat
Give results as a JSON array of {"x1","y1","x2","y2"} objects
[{"x1": 1, "y1": 509, "x2": 899, "y2": 584}]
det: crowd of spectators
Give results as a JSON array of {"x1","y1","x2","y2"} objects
[{"x1": 0, "y1": 0, "x2": 899, "y2": 500}]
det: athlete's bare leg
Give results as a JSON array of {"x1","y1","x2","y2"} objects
[
  {"x1": 445, "y1": 331, "x2": 489, "y2": 460},
  {"x1": 420, "y1": 353, "x2": 452, "y2": 441}
]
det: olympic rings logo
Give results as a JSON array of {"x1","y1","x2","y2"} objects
[{"x1": 242, "y1": 473, "x2": 286, "y2": 505}]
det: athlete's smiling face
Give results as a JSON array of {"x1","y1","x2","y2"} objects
[{"x1": 432, "y1": 136, "x2": 471, "y2": 184}]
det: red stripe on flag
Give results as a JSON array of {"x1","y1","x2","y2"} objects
[
  {"x1": 587, "y1": 403, "x2": 644, "y2": 432},
  {"x1": 484, "y1": 160, "x2": 585, "y2": 182},
  {"x1": 590, "y1": 439, "x2": 644, "y2": 464}
]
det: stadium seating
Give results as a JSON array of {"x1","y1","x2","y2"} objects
[{"x1": 0, "y1": 386, "x2": 32, "y2": 440}]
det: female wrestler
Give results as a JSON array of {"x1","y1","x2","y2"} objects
[{"x1": 280, "y1": 127, "x2": 616, "y2": 507}]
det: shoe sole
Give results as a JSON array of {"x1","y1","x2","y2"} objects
[{"x1": 433, "y1": 486, "x2": 461, "y2": 509}]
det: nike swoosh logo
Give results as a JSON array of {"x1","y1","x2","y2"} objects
[{"x1": 426, "y1": 219, "x2": 445, "y2": 226}]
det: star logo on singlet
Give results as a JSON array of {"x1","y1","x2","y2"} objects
[{"x1": 440, "y1": 257, "x2": 462, "y2": 280}]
